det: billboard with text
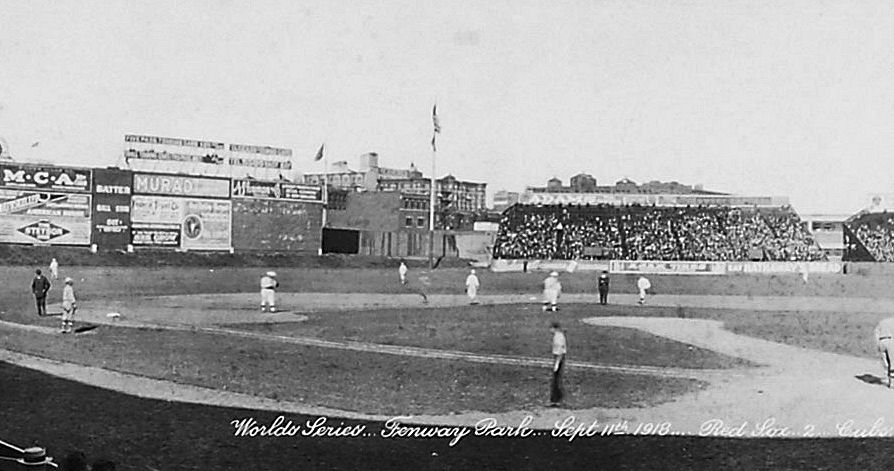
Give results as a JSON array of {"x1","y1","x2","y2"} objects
[
  {"x1": 131, "y1": 195, "x2": 231, "y2": 250},
  {"x1": 133, "y1": 173, "x2": 230, "y2": 199},
  {"x1": 1, "y1": 164, "x2": 91, "y2": 193},
  {"x1": 92, "y1": 169, "x2": 133, "y2": 250},
  {"x1": 0, "y1": 189, "x2": 91, "y2": 245}
]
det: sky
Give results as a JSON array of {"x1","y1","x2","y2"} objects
[{"x1": 2, "y1": 0, "x2": 894, "y2": 214}]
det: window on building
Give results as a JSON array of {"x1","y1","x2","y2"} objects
[
  {"x1": 406, "y1": 217, "x2": 414, "y2": 228},
  {"x1": 417, "y1": 217, "x2": 425, "y2": 228}
]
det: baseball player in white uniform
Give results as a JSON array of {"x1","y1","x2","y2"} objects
[
  {"x1": 398, "y1": 262, "x2": 408, "y2": 285},
  {"x1": 60, "y1": 277, "x2": 77, "y2": 334},
  {"x1": 465, "y1": 269, "x2": 480, "y2": 305},
  {"x1": 542, "y1": 271, "x2": 561, "y2": 312},
  {"x1": 637, "y1": 275, "x2": 651, "y2": 305},
  {"x1": 260, "y1": 271, "x2": 279, "y2": 313},
  {"x1": 49, "y1": 258, "x2": 59, "y2": 280},
  {"x1": 874, "y1": 317, "x2": 894, "y2": 388}
]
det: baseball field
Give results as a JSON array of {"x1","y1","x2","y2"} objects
[{"x1": 3, "y1": 257, "x2": 894, "y2": 469}]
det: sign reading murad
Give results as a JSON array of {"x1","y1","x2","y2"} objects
[
  {"x1": 1, "y1": 164, "x2": 91, "y2": 193},
  {"x1": 133, "y1": 173, "x2": 230, "y2": 198}
]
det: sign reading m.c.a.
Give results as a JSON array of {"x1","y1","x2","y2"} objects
[{"x1": 1, "y1": 164, "x2": 91, "y2": 192}]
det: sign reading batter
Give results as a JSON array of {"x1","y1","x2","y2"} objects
[
  {"x1": 131, "y1": 195, "x2": 231, "y2": 250},
  {"x1": 92, "y1": 168, "x2": 133, "y2": 250}
]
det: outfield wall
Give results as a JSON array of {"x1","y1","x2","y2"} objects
[
  {"x1": 0, "y1": 163, "x2": 93, "y2": 246},
  {"x1": 491, "y1": 259, "x2": 843, "y2": 274}
]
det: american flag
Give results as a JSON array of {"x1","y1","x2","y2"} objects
[
  {"x1": 432, "y1": 105, "x2": 441, "y2": 133},
  {"x1": 314, "y1": 143, "x2": 325, "y2": 161}
]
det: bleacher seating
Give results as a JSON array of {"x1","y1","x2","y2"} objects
[
  {"x1": 493, "y1": 204, "x2": 825, "y2": 261},
  {"x1": 846, "y1": 213, "x2": 894, "y2": 262}
]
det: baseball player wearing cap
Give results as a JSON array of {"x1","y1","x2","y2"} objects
[
  {"x1": 465, "y1": 269, "x2": 480, "y2": 305},
  {"x1": 597, "y1": 270, "x2": 610, "y2": 305},
  {"x1": 874, "y1": 317, "x2": 894, "y2": 388},
  {"x1": 398, "y1": 261, "x2": 408, "y2": 285},
  {"x1": 260, "y1": 271, "x2": 279, "y2": 313},
  {"x1": 31, "y1": 269, "x2": 51, "y2": 316},
  {"x1": 543, "y1": 271, "x2": 561, "y2": 312},
  {"x1": 60, "y1": 277, "x2": 77, "y2": 334},
  {"x1": 637, "y1": 275, "x2": 651, "y2": 305}
]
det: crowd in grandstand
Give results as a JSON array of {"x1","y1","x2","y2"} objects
[
  {"x1": 849, "y1": 215, "x2": 894, "y2": 262},
  {"x1": 493, "y1": 204, "x2": 825, "y2": 261}
]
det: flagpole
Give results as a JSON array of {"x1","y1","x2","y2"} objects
[
  {"x1": 429, "y1": 141, "x2": 436, "y2": 269},
  {"x1": 321, "y1": 146, "x2": 328, "y2": 256}
]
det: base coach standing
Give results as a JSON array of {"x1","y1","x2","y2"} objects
[
  {"x1": 550, "y1": 322, "x2": 567, "y2": 407},
  {"x1": 597, "y1": 270, "x2": 610, "y2": 305},
  {"x1": 31, "y1": 269, "x2": 51, "y2": 316}
]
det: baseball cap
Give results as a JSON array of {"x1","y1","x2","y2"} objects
[{"x1": 266, "y1": 271, "x2": 277, "y2": 277}]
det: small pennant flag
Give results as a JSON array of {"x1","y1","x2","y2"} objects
[
  {"x1": 432, "y1": 105, "x2": 441, "y2": 134},
  {"x1": 314, "y1": 143, "x2": 325, "y2": 161},
  {"x1": 431, "y1": 134, "x2": 437, "y2": 152}
]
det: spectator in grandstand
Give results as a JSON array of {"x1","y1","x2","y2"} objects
[
  {"x1": 637, "y1": 276, "x2": 651, "y2": 305},
  {"x1": 465, "y1": 269, "x2": 480, "y2": 305},
  {"x1": 549, "y1": 321, "x2": 567, "y2": 407},
  {"x1": 543, "y1": 271, "x2": 561, "y2": 312},
  {"x1": 31, "y1": 268, "x2": 51, "y2": 316},
  {"x1": 492, "y1": 204, "x2": 824, "y2": 263},
  {"x1": 597, "y1": 270, "x2": 610, "y2": 305}
]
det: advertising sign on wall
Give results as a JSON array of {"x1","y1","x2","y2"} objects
[
  {"x1": 0, "y1": 164, "x2": 91, "y2": 193},
  {"x1": 131, "y1": 195, "x2": 231, "y2": 250},
  {"x1": 609, "y1": 260, "x2": 726, "y2": 275},
  {"x1": 231, "y1": 179, "x2": 323, "y2": 203},
  {"x1": 232, "y1": 179, "x2": 281, "y2": 199},
  {"x1": 133, "y1": 173, "x2": 230, "y2": 199},
  {"x1": 281, "y1": 183, "x2": 323, "y2": 202},
  {"x1": 131, "y1": 223, "x2": 181, "y2": 247},
  {"x1": 0, "y1": 189, "x2": 91, "y2": 245},
  {"x1": 92, "y1": 168, "x2": 133, "y2": 249}
]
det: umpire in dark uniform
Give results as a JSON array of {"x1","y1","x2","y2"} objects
[
  {"x1": 597, "y1": 270, "x2": 610, "y2": 305},
  {"x1": 31, "y1": 269, "x2": 51, "y2": 316}
]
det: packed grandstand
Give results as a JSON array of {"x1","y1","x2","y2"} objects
[
  {"x1": 845, "y1": 212, "x2": 894, "y2": 262},
  {"x1": 493, "y1": 204, "x2": 827, "y2": 262}
]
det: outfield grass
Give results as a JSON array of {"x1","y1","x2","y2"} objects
[
  {"x1": 238, "y1": 303, "x2": 754, "y2": 369},
  {"x1": 0, "y1": 325, "x2": 702, "y2": 415}
]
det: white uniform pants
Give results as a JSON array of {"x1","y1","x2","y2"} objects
[
  {"x1": 467, "y1": 285, "x2": 478, "y2": 301},
  {"x1": 543, "y1": 289, "x2": 558, "y2": 306},
  {"x1": 879, "y1": 338, "x2": 894, "y2": 377},
  {"x1": 261, "y1": 289, "x2": 276, "y2": 309}
]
